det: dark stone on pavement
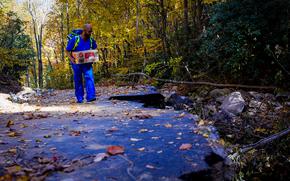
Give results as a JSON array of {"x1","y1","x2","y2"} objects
[
  {"x1": 109, "y1": 93, "x2": 165, "y2": 108},
  {"x1": 165, "y1": 93, "x2": 194, "y2": 110}
]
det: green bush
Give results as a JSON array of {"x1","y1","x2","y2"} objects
[{"x1": 197, "y1": 0, "x2": 289, "y2": 86}]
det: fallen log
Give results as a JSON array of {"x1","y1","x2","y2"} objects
[
  {"x1": 239, "y1": 127, "x2": 290, "y2": 154},
  {"x1": 113, "y1": 72, "x2": 277, "y2": 90},
  {"x1": 230, "y1": 128, "x2": 290, "y2": 159}
]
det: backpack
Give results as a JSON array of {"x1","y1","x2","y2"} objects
[{"x1": 67, "y1": 29, "x2": 94, "y2": 51}]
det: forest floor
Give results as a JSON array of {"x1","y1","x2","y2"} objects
[{"x1": 0, "y1": 85, "x2": 227, "y2": 181}]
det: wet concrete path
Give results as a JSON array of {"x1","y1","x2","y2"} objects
[{"x1": 0, "y1": 86, "x2": 224, "y2": 180}]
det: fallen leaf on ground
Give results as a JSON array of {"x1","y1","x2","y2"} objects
[
  {"x1": 134, "y1": 114, "x2": 153, "y2": 119},
  {"x1": 5, "y1": 165, "x2": 22, "y2": 174},
  {"x1": 8, "y1": 148, "x2": 17, "y2": 154},
  {"x1": 20, "y1": 124, "x2": 28, "y2": 128},
  {"x1": 130, "y1": 138, "x2": 142, "y2": 142},
  {"x1": 49, "y1": 147, "x2": 57, "y2": 151},
  {"x1": 70, "y1": 130, "x2": 81, "y2": 136},
  {"x1": 23, "y1": 112, "x2": 34, "y2": 120},
  {"x1": 139, "y1": 129, "x2": 148, "y2": 133},
  {"x1": 94, "y1": 153, "x2": 109, "y2": 162},
  {"x1": 151, "y1": 137, "x2": 160, "y2": 140},
  {"x1": 35, "y1": 139, "x2": 42, "y2": 143},
  {"x1": 198, "y1": 120, "x2": 205, "y2": 126},
  {"x1": 6, "y1": 120, "x2": 14, "y2": 127},
  {"x1": 7, "y1": 132, "x2": 17, "y2": 137},
  {"x1": 38, "y1": 157, "x2": 50, "y2": 164},
  {"x1": 179, "y1": 143, "x2": 192, "y2": 150},
  {"x1": 164, "y1": 123, "x2": 173, "y2": 128},
  {"x1": 107, "y1": 127, "x2": 119, "y2": 132},
  {"x1": 137, "y1": 147, "x2": 145, "y2": 152},
  {"x1": 107, "y1": 146, "x2": 125, "y2": 155},
  {"x1": 146, "y1": 164, "x2": 155, "y2": 169},
  {"x1": 176, "y1": 112, "x2": 186, "y2": 118},
  {"x1": 43, "y1": 135, "x2": 51, "y2": 138},
  {"x1": 34, "y1": 112, "x2": 49, "y2": 118}
]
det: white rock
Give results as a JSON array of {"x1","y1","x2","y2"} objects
[{"x1": 221, "y1": 92, "x2": 245, "y2": 116}]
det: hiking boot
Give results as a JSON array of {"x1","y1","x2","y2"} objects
[{"x1": 87, "y1": 98, "x2": 96, "y2": 102}]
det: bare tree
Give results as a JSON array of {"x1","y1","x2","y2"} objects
[{"x1": 27, "y1": 0, "x2": 53, "y2": 88}]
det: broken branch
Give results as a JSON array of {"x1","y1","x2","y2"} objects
[{"x1": 113, "y1": 72, "x2": 277, "y2": 90}]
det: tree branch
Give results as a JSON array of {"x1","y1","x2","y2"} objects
[
  {"x1": 240, "y1": 127, "x2": 290, "y2": 154},
  {"x1": 113, "y1": 72, "x2": 277, "y2": 90}
]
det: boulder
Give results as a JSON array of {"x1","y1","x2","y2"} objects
[
  {"x1": 276, "y1": 92, "x2": 290, "y2": 101},
  {"x1": 249, "y1": 100, "x2": 267, "y2": 112},
  {"x1": 10, "y1": 87, "x2": 36, "y2": 103},
  {"x1": 220, "y1": 92, "x2": 246, "y2": 116},
  {"x1": 209, "y1": 89, "x2": 231, "y2": 99},
  {"x1": 166, "y1": 93, "x2": 194, "y2": 110},
  {"x1": 248, "y1": 91, "x2": 264, "y2": 101}
]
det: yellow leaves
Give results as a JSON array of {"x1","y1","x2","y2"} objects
[
  {"x1": 203, "y1": 0, "x2": 221, "y2": 4},
  {"x1": 198, "y1": 119, "x2": 205, "y2": 126},
  {"x1": 254, "y1": 128, "x2": 267, "y2": 133}
]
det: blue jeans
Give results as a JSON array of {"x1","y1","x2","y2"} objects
[{"x1": 71, "y1": 63, "x2": 96, "y2": 102}]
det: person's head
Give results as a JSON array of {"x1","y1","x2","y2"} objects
[{"x1": 82, "y1": 24, "x2": 93, "y2": 39}]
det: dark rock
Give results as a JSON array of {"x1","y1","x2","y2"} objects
[
  {"x1": 264, "y1": 93, "x2": 275, "y2": 101},
  {"x1": 276, "y1": 92, "x2": 290, "y2": 101},
  {"x1": 248, "y1": 91, "x2": 264, "y2": 101},
  {"x1": 205, "y1": 152, "x2": 224, "y2": 166},
  {"x1": 248, "y1": 100, "x2": 267, "y2": 112},
  {"x1": 209, "y1": 89, "x2": 231, "y2": 99},
  {"x1": 211, "y1": 110, "x2": 233, "y2": 122},
  {"x1": 165, "y1": 93, "x2": 194, "y2": 110},
  {"x1": 216, "y1": 96, "x2": 226, "y2": 104},
  {"x1": 179, "y1": 169, "x2": 212, "y2": 181},
  {"x1": 109, "y1": 93, "x2": 165, "y2": 108}
]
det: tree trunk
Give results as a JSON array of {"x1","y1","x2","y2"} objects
[
  {"x1": 54, "y1": 49, "x2": 59, "y2": 64},
  {"x1": 38, "y1": 25, "x2": 43, "y2": 88},
  {"x1": 32, "y1": 58, "x2": 37, "y2": 87},
  {"x1": 184, "y1": 0, "x2": 189, "y2": 57},
  {"x1": 136, "y1": 0, "x2": 140, "y2": 42},
  {"x1": 66, "y1": 0, "x2": 70, "y2": 35},
  {"x1": 66, "y1": 0, "x2": 73, "y2": 87},
  {"x1": 31, "y1": 18, "x2": 39, "y2": 88},
  {"x1": 60, "y1": 4, "x2": 65, "y2": 62},
  {"x1": 192, "y1": 0, "x2": 202, "y2": 38},
  {"x1": 76, "y1": 0, "x2": 81, "y2": 18},
  {"x1": 159, "y1": 0, "x2": 170, "y2": 61},
  {"x1": 101, "y1": 48, "x2": 109, "y2": 76},
  {"x1": 26, "y1": 67, "x2": 30, "y2": 87},
  {"x1": 184, "y1": 0, "x2": 189, "y2": 37}
]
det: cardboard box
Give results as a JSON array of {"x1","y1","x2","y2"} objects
[{"x1": 72, "y1": 50, "x2": 99, "y2": 64}]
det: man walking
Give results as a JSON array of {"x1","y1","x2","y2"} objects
[{"x1": 66, "y1": 24, "x2": 97, "y2": 103}]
